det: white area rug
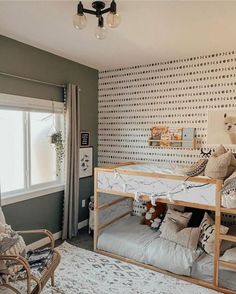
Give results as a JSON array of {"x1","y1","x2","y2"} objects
[{"x1": 41, "y1": 242, "x2": 220, "y2": 294}]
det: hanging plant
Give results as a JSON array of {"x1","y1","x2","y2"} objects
[{"x1": 49, "y1": 131, "x2": 64, "y2": 176}]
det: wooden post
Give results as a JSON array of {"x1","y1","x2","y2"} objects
[
  {"x1": 93, "y1": 168, "x2": 98, "y2": 251},
  {"x1": 213, "y1": 179, "x2": 223, "y2": 286}
]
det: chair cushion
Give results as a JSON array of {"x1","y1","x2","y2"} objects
[{"x1": 26, "y1": 248, "x2": 54, "y2": 275}]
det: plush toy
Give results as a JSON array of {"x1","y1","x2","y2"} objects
[
  {"x1": 150, "y1": 217, "x2": 162, "y2": 231},
  {"x1": 140, "y1": 202, "x2": 166, "y2": 226}
]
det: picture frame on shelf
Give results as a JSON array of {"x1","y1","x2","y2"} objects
[
  {"x1": 79, "y1": 147, "x2": 93, "y2": 179},
  {"x1": 80, "y1": 131, "x2": 90, "y2": 147}
]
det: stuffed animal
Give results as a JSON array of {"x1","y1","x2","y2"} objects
[
  {"x1": 150, "y1": 217, "x2": 162, "y2": 231},
  {"x1": 140, "y1": 202, "x2": 166, "y2": 226}
]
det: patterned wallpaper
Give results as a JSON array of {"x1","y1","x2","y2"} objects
[{"x1": 98, "y1": 50, "x2": 236, "y2": 166}]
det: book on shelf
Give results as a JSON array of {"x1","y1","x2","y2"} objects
[
  {"x1": 182, "y1": 128, "x2": 196, "y2": 147},
  {"x1": 151, "y1": 126, "x2": 168, "y2": 146},
  {"x1": 160, "y1": 127, "x2": 170, "y2": 147},
  {"x1": 168, "y1": 128, "x2": 183, "y2": 147}
]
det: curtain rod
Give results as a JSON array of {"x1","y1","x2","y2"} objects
[{"x1": 0, "y1": 71, "x2": 66, "y2": 88}]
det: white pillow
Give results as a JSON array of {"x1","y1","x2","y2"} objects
[
  {"x1": 0, "y1": 207, "x2": 6, "y2": 225},
  {"x1": 220, "y1": 247, "x2": 236, "y2": 263},
  {"x1": 159, "y1": 208, "x2": 192, "y2": 233}
]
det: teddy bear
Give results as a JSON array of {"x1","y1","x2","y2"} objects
[
  {"x1": 140, "y1": 202, "x2": 166, "y2": 226},
  {"x1": 150, "y1": 217, "x2": 162, "y2": 231}
]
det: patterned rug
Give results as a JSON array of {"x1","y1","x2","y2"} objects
[
  {"x1": 42, "y1": 242, "x2": 220, "y2": 294},
  {"x1": 5, "y1": 242, "x2": 220, "y2": 294}
]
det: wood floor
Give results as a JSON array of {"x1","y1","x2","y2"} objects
[{"x1": 56, "y1": 226, "x2": 93, "y2": 251}]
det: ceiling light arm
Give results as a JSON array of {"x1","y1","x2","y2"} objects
[
  {"x1": 77, "y1": 1, "x2": 117, "y2": 17},
  {"x1": 100, "y1": 8, "x2": 111, "y2": 15},
  {"x1": 82, "y1": 8, "x2": 97, "y2": 16}
]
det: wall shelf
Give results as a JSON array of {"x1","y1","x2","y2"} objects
[{"x1": 148, "y1": 138, "x2": 196, "y2": 149}]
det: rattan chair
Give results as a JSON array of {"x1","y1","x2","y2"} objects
[{"x1": 0, "y1": 229, "x2": 61, "y2": 294}]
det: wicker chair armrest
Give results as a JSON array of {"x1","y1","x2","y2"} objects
[
  {"x1": 17, "y1": 229, "x2": 55, "y2": 249},
  {"x1": 0, "y1": 254, "x2": 30, "y2": 271},
  {"x1": 0, "y1": 255, "x2": 33, "y2": 294}
]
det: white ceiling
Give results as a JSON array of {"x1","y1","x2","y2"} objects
[{"x1": 0, "y1": 1, "x2": 236, "y2": 70}]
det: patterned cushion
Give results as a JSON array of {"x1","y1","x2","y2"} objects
[
  {"x1": 186, "y1": 159, "x2": 208, "y2": 177},
  {"x1": 222, "y1": 171, "x2": 236, "y2": 208},
  {"x1": 25, "y1": 248, "x2": 53, "y2": 275},
  {"x1": 223, "y1": 171, "x2": 236, "y2": 193},
  {"x1": 199, "y1": 212, "x2": 229, "y2": 255},
  {"x1": 159, "y1": 208, "x2": 192, "y2": 233}
]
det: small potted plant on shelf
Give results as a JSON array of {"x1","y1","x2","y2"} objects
[{"x1": 49, "y1": 131, "x2": 64, "y2": 176}]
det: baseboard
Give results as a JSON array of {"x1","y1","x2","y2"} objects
[
  {"x1": 27, "y1": 231, "x2": 62, "y2": 250},
  {"x1": 27, "y1": 219, "x2": 89, "y2": 250},
  {"x1": 78, "y1": 218, "x2": 88, "y2": 230}
]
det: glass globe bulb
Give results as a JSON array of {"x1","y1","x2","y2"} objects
[
  {"x1": 106, "y1": 12, "x2": 121, "y2": 28},
  {"x1": 73, "y1": 13, "x2": 87, "y2": 30},
  {"x1": 95, "y1": 26, "x2": 107, "y2": 40}
]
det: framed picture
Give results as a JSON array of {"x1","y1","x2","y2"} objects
[
  {"x1": 207, "y1": 109, "x2": 236, "y2": 145},
  {"x1": 79, "y1": 147, "x2": 93, "y2": 178},
  {"x1": 80, "y1": 131, "x2": 90, "y2": 147}
]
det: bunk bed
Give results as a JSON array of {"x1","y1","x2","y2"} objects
[{"x1": 94, "y1": 162, "x2": 236, "y2": 294}]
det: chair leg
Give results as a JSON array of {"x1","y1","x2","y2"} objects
[{"x1": 51, "y1": 272, "x2": 55, "y2": 287}]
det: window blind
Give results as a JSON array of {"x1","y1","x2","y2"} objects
[{"x1": 0, "y1": 93, "x2": 64, "y2": 113}]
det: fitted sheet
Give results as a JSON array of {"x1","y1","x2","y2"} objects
[
  {"x1": 97, "y1": 216, "x2": 159, "y2": 263},
  {"x1": 97, "y1": 216, "x2": 202, "y2": 276}
]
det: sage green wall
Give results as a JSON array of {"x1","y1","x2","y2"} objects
[{"x1": 0, "y1": 35, "x2": 98, "y2": 240}]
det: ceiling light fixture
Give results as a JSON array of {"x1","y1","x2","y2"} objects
[{"x1": 73, "y1": 1, "x2": 121, "y2": 40}]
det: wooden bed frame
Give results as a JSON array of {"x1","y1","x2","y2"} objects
[{"x1": 94, "y1": 162, "x2": 236, "y2": 294}]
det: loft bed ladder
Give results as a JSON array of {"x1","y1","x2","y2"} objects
[{"x1": 214, "y1": 184, "x2": 236, "y2": 286}]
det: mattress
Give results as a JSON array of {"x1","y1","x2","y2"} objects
[
  {"x1": 97, "y1": 163, "x2": 216, "y2": 206},
  {"x1": 97, "y1": 216, "x2": 202, "y2": 276},
  {"x1": 191, "y1": 252, "x2": 236, "y2": 290}
]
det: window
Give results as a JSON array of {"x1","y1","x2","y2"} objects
[
  {"x1": 0, "y1": 109, "x2": 24, "y2": 193},
  {"x1": 0, "y1": 97, "x2": 64, "y2": 198}
]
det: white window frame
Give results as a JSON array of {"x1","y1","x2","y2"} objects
[{"x1": 0, "y1": 93, "x2": 65, "y2": 206}]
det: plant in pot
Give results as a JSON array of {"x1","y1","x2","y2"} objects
[{"x1": 49, "y1": 131, "x2": 64, "y2": 176}]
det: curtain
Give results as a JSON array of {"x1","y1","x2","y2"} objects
[{"x1": 62, "y1": 84, "x2": 80, "y2": 239}]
